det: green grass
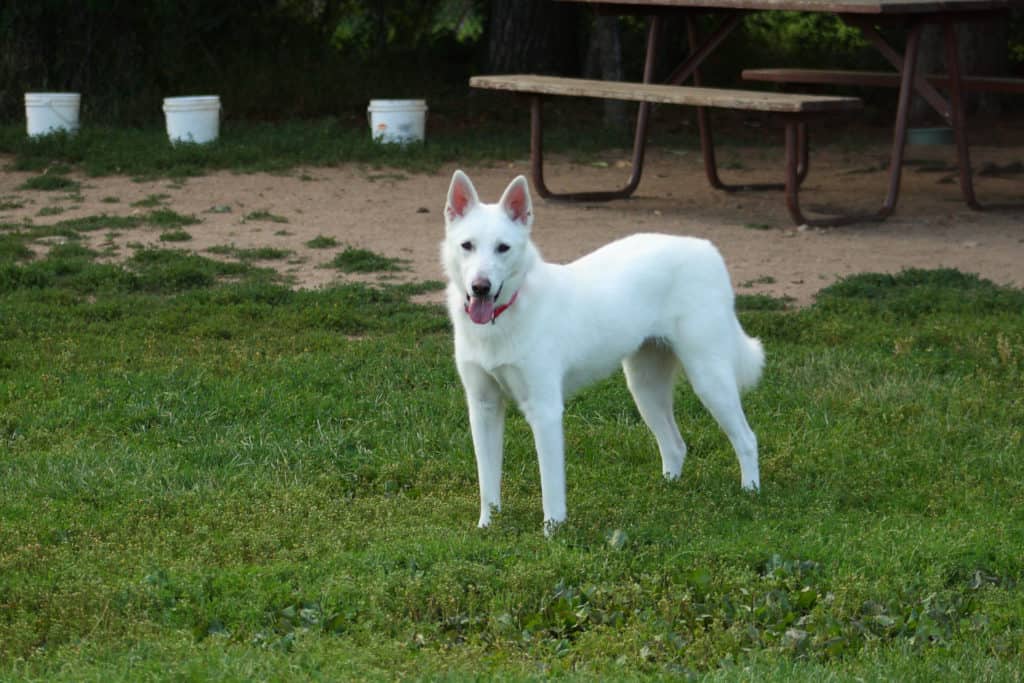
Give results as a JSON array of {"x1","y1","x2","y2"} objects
[
  {"x1": 245, "y1": 210, "x2": 289, "y2": 224},
  {"x1": 206, "y1": 245, "x2": 294, "y2": 262},
  {"x1": 0, "y1": 239, "x2": 1021, "y2": 680},
  {"x1": 18, "y1": 173, "x2": 81, "y2": 192},
  {"x1": 131, "y1": 194, "x2": 171, "y2": 208},
  {"x1": 305, "y1": 235, "x2": 339, "y2": 249},
  {"x1": 0, "y1": 117, "x2": 702, "y2": 179},
  {"x1": 146, "y1": 208, "x2": 200, "y2": 229},
  {"x1": 158, "y1": 229, "x2": 192, "y2": 242},
  {"x1": 328, "y1": 247, "x2": 409, "y2": 273}
]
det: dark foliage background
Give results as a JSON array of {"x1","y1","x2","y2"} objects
[{"x1": 1, "y1": 1, "x2": 1022, "y2": 126}]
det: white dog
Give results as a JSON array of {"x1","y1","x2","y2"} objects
[{"x1": 442, "y1": 170, "x2": 764, "y2": 533}]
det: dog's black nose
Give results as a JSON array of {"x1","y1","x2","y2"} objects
[{"x1": 471, "y1": 278, "x2": 491, "y2": 297}]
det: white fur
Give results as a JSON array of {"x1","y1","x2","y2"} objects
[{"x1": 442, "y1": 170, "x2": 764, "y2": 533}]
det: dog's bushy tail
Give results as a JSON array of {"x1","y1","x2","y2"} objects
[{"x1": 735, "y1": 323, "x2": 765, "y2": 392}]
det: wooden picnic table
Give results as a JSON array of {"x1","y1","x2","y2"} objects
[{"x1": 536, "y1": 0, "x2": 1024, "y2": 224}]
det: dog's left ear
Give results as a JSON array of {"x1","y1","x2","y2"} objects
[{"x1": 498, "y1": 175, "x2": 533, "y2": 229}]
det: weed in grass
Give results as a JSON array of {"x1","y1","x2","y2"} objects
[
  {"x1": 55, "y1": 213, "x2": 143, "y2": 233},
  {"x1": 101, "y1": 196, "x2": 121, "y2": 204},
  {"x1": 239, "y1": 247, "x2": 292, "y2": 261},
  {"x1": 741, "y1": 275, "x2": 777, "y2": 288},
  {"x1": 125, "y1": 248, "x2": 277, "y2": 292},
  {"x1": 0, "y1": 198, "x2": 25, "y2": 210},
  {"x1": 328, "y1": 247, "x2": 408, "y2": 273},
  {"x1": 132, "y1": 193, "x2": 171, "y2": 207},
  {"x1": 146, "y1": 208, "x2": 200, "y2": 229},
  {"x1": 245, "y1": 210, "x2": 289, "y2": 224},
  {"x1": 159, "y1": 229, "x2": 192, "y2": 242},
  {"x1": 19, "y1": 174, "x2": 81, "y2": 192},
  {"x1": 305, "y1": 235, "x2": 339, "y2": 249},
  {"x1": 37, "y1": 206, "x2": 65, "y2": 217},
  {"x1": 205, "y1": 245, "x2": 293, "y2": 262}
]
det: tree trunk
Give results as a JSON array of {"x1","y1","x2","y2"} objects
[
  {"x1": 585, "y1": 14, "x2": 627, "y2": 128},
  {"x1": 958, "y1": 20, "x2": 1008, "y2": 115},
  {"x1": 487, "y1": 0, "x2": 580, "y2": 74}
]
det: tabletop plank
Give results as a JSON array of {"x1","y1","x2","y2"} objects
[{"x1": 561, "y1": 0, "x2": 1024, "y2": 14}]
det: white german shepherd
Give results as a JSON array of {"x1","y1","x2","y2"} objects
[{"x1": 442, "y1": 170, "x2": 764, "y2": 533}]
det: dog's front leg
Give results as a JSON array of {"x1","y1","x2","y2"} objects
[
  {"x1": 461, "y1": 365, "x2": 506, "y2": 528},
  {"x1": 468, "y1": 396, "x2": 506, "y2": 528},
  {"x1": 522, "y1": 399, "x2": 567, "y2": 534}
]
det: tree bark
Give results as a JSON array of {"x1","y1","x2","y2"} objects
[
  {"x1": 487, "y1": 0, "x2": 580, "y2": 74},
  {"x1": 585, "y1": 14, "x2": 627, "y2": 128}
]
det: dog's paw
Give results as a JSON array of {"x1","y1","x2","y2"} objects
[
  {"x1": 478, "y1": 503, "x2": 501, "y2": 529},
  {"x1": 543, "y1": 518, "x2": 566, "y2": 538}
]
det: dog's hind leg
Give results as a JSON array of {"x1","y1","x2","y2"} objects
[
  {"x1": 623, "y1": 340, "x2": 687, "y2": 480},
  {"x1": 675, "y1": 349, "x2": 760, "y2": 491}
]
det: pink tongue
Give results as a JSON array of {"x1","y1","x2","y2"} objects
[{"x1": 467, "y1": 297, "x2": 495, "y2": 324}]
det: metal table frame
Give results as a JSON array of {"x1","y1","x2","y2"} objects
[{"x1": 541, "y1": 0, "x2": 1019, "y2": 225}]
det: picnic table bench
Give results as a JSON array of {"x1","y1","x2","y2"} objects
[
  {"x1": 475, "y1": 0, "x2": 1024, "y2": 226},
  {"x1": 470, "y1": 74, "x2": 862, "y2": 216}
]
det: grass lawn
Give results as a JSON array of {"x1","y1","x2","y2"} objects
[
  {"x1": 1, "y1": 125, "x2": 1022, "y2": 679},
  {"x1": 0, "y1": 119, "x2": 637, "y2": 179}
]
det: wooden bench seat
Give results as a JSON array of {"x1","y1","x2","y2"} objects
[
  {"x1": 470, "y1": 73, "x2": 866, "y2": 225},
  {"x1": 742, "y1": 68, "x2": 1024, "y2": 94},
  {"x1": 470, "y1": 74, "x2": 863, "y2": 114}
]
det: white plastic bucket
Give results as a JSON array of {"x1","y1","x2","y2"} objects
[
  {"x1": 163, "y1": 95, "x2": 221, "y2": 144},
  {"x1": 367, "y1": 99, "x2": 427, "y2": 144},
  {"x1": 25, "y1": 92, "x2": 81, "y2": 137}
]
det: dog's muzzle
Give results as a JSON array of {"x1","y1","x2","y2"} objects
[{"x1": 465, "y1": 282, "x2": 517, "y2": 324}]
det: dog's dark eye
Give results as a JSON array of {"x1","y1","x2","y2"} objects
[
  {"x1": 461, "y1": 241, "x2": 473, "y2": 252},
  {"x1": 496, "y1": 243, "x2": 511, "y2": 254}
]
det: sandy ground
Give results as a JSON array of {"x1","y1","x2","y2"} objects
[{"x1": 2, "y1": 143, "x2": 1022, "y2": 306}]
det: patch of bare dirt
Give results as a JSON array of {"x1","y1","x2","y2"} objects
[{"x1": 3, "y1": 143, "x2": 1022, "y2": 306}]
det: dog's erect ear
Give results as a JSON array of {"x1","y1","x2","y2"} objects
[
  {"x1": 498, "y1": 175, "x2": 533, "y2": 229},
  {"x1": 445, "y1": 170, "x2": 479, "y2": 224}
]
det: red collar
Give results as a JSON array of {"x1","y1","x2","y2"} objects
[{"x1": 465, "y1": 289, "x2": 519, "y2": 324}]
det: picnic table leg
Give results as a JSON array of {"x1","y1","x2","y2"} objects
[
  {"x1": 876, "y1": 19, "x2": 925, "y2": 218},
  {"x1": 943, "y1": 18, "x2": 981, "y2": 210},
  {"x1": 783, "y1": 121, "x2": 875, "y2": 227},
  {"x1": 529, "y1": 95, "x2": 650, "y2": 201},
  {"x1": 847, "y1": 16, "x2": 991, "y2": 216},
  {"x1": 528, "y1": 17, "x2": 660, "y2": 201},
  {"x1": 685, "y1": 14, "x2": 809, "y2": 193},
  {"x1": 785, "y1": 22, "x2": 925, "y2": 226}
]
